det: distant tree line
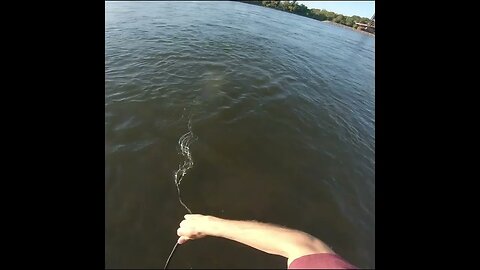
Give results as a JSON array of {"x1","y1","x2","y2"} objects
[{"x1": 235, "y1": 1, "x2": 372, "y2": 30}]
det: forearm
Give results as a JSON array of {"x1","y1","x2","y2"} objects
[{"x1": 206, "y1": 216, "x2": 333, "y2": 261}]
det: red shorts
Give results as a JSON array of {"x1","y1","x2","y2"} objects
[{"x1": 288, "y1": 253, "x2": 357, "y2": 269}]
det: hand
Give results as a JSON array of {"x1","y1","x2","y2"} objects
[{"x1": 176, "y1": 214, "x2": 216, "y2": 244}]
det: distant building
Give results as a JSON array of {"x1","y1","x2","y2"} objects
[{"x1": 355, "y1": 13, "x2": 375, "y2": 34}]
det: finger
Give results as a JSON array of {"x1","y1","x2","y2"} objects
[
  {"x1": 177, "y1": 236, "x2": 190, "y2": 244},
  {"x1": 180, "y1": 219, "x2": 188, "y2": 227},
  {"x1": 184, "y1": 214, "x2": 201, "y2": 220},
  {"x1": 177, "y1": 227, "x2": 187, "y2": 237}
]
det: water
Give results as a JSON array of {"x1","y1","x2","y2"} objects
[{"x1": 105, "y1": 1, "x2": 374, "y2": 269}]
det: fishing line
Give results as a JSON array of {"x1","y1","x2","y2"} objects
[{"x1": 164, "y1": 119, "x2": 196, "y2": 269}]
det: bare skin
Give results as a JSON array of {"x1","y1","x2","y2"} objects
[{"x1": 176, "y1": 214, "x2": 335, "y2": 267}]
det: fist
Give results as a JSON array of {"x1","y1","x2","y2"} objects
[{"x1": 176, "y1": 214, "x2": 214, "y2": 244}]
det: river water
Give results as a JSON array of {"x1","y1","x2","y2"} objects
[{"x1": 105, "y1": 1, "x2": 374, "y2": 268}]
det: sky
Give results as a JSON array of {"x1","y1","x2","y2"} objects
[{"x1": 297, "y1": 1, "x2": 375, "y2": 18}]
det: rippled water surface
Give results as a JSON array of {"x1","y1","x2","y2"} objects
[{"x1": 106, "y1": 1, "x2": 374, "y2": 269}]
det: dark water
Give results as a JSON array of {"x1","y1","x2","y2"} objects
[{"x1": 105, "y1": 1, "x2": 374, "y2": 269}]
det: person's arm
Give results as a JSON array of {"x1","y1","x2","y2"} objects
[{"x1": 176, "y1": 214, "x2": 334, "y2": 266}]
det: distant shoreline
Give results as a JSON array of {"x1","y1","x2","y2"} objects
[
  {"x1": 237, "y1": 1, "x2": 375, "y2": 37},
  {"x1": 324, "y1": 21, "x2": 375, "y2": 37}
]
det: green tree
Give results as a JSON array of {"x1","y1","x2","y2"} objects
[
  {"x1": 351, "y1": 15, "x2": 361, "y2": 23},
  {"x1": 287, "y1": 1, "x2": 297, "y2": 12},
  {"x1": 345, "y1": 17, "x2": 355, "y2": 27},
  {"x1": 360, "y1": 17, "x2": 370, "y2": 24},
  {"x1": 333, "y1": 15, "x2": 345, "y2": 24},
  {"x1": 310, "y1": 9, "x2": 326, "y2": 21},
  {"x1": 322, "y1": 10, "x2": 337, "y2": 21},
  {"x1": 295, "y1": 4, "x2": 309, "y2": 16},
  {"x1": 262, "y1": 1, "x2": 279, "y2": 8},
  {"x1": 251, "y1": 0, "x2": 368, "y2": 30}
]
